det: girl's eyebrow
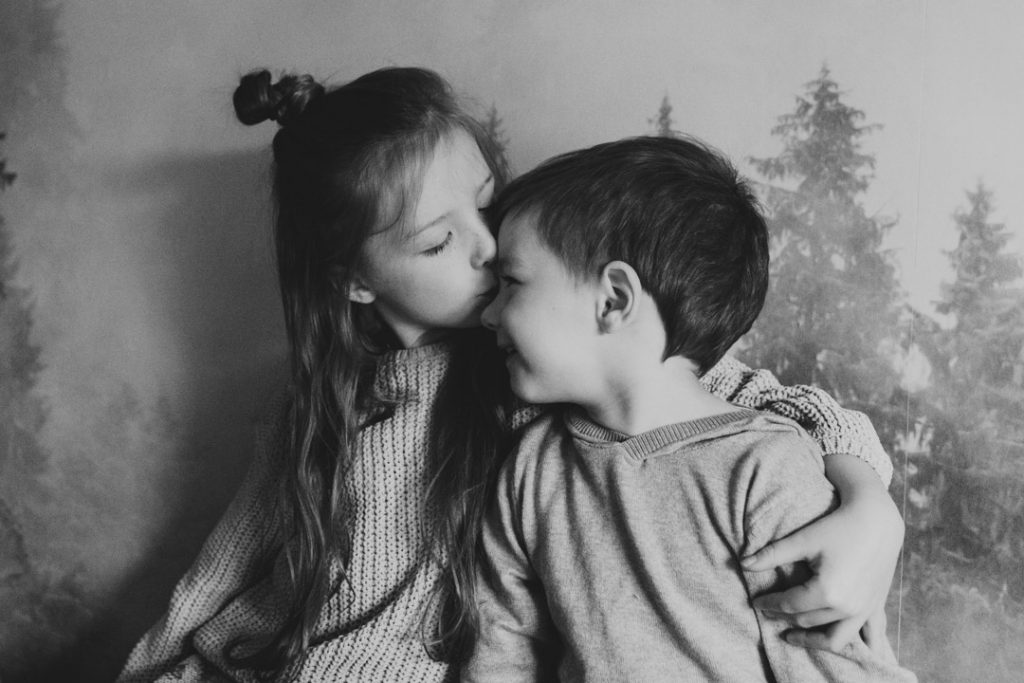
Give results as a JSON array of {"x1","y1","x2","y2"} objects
[
  {"x1": 414, "y1": 213, "x2": 450, "y2": 235},
  {"x1": 413, "y1": 174, "x2": 492, "y2": 234}
]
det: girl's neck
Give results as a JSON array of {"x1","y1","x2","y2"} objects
[
  {"x1": 401, "y1": 328, "x2": 454, "y2": 348},
  {"x1": 371, "y1": 316, "x2": 454, "y2": 350}
]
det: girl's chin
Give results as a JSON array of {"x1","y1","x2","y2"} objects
[
  {"x1": 452, "y1": 307, "x2": 485, "y2": 329},
  {"x1": 468, "y1": 308, "x2": 489, "y2": 327}
]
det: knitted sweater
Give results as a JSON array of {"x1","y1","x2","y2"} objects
[
  {"x1": 117, "y1": 342, "x2": 892, "y2": 682},
  {"x1": 464, "y1": 409, "x2": 916, "y2": 682}
]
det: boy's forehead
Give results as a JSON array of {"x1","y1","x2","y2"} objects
[
  {"x1": 495, "y1": 209, "x2": 585, "y2": 284},
  {"x1": 496, "y1": 211, "x2": 541, "y2": 258},
  {"x1": 498, "y1": 210, "x2": 540, "y2": 243},
  {"x1": 498, "y1": 208, "x2": 598, "y2": 285}
]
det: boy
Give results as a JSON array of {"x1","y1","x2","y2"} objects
[{"x1": 464, "y1": 136, "x2": 915, "y2": 682}]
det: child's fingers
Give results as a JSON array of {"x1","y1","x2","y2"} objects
[
  {"x1": 859, "y1": 608, "x2": 897, "y2": 660},
  {"x1": 759, "y1": 606, "x2": 842, "y2": 629},
  {"x1": 783, "y1": 617, "x2": 863, "y2": 653},
  {"x1": 741, "y1": 532, "x2": 816, "y2": 572},
  {"x1": 752, "y1": 574, "x2": 862, "y2": 618},
  {"x1": 750, "y1": 581, "x2": 820, "y2": 614}
]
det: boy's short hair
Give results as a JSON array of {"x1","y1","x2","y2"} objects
[{"x1": 493, "y1": 135, "x2": 769, "y2": 373}]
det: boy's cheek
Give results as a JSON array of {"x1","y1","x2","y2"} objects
[{"x1": 507, "y1": 368, "x2": 538, "y2": 403}]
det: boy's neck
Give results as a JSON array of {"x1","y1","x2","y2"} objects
[{"x1": 582, "y1": 355, "x2": 735, "y2": 436}]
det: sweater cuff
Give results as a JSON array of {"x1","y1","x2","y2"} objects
[{"x1": 818, "y1": 442, "x2": 894, "y2": 489}]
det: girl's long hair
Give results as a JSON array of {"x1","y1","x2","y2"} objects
[
  {"x1": 421, "y1": 326, "x2": 511, "y2": 663},
  {"x1": 228, "y1": 67, "x2": 511, "y2": 675}
]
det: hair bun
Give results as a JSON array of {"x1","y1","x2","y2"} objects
[{"x1": 233, "y1": 69, "x2": 325, "y2": 127}]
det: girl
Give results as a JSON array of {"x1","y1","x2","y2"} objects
[{"x1": 117, "y1": 67, "x2": 902, "y2": 682}]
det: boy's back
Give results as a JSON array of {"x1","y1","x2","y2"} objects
[{"x1": 467, "y1": 408, "x2": 915, "y2": 683}]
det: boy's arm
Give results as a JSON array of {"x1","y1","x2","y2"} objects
[
  {"x1": 748, "y1": 568, "x2": 915, "y2": 683},
  {"x1": 744, "y1": 453, "x2": 904, "y2": 651},
  {"x1": 463, "y1": 457, "x2": 558, "y2": 683},
  {"x1": 701, "y1": 355, "x2": 892, "y2": 484},
  {"x1": 742, "y1": 438, "x2": 916, "y2": 683},
  {"x1": 116, "y1": 394, "x2": 285, "y2": 682},
  {"x1": 703, "y1": 355, "x2": 904, "y2": 652}
]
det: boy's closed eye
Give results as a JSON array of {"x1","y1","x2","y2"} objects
[{"x1": 493, "y1": 255, "x2": 523, "y2": 286}]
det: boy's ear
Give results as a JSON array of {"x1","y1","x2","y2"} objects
[
  {"x1": 346, "y1": 274, "x2": 377, "y2": 304},
  {"x1": 596, "y1": 260, "x2": 642, "y2": 333}
]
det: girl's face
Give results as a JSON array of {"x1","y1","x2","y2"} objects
[{"x1": 349, "y1": 129, "x2": 497, "y2": 348}]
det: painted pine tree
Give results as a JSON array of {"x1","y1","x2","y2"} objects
[
  {"x1": 891, "y1": 184, "x2": 1024, "y2": 683},
  {"x1": 739, "y1": 66, "x2": 902, "y2": 403},
  {"x1": 650, "y1": 95, "x2": 676, "y2": 137},
  {"x1": 934, "y1": 183, "x2": 1024, "y2": 445},
  {"x1": 480, "y1": 103, "x2": 511, "y2": 172},
  {"x1": 0, "y1": 133, "x2": 37, "y2": 588},
  {"x1": 0, "y1": 133, "x2": 47, "y2": 501},
  {"x1": 926, "y1": 183, "x2": 1024, "y2": 561},
  {"x1": 0, "y1": 2, "x2": 97, "y2": 675}
]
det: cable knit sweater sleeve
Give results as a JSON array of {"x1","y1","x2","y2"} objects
[
  {"x1": 116, "y1": 393, "x2": 287, "y2": 682},
  {"x1": 700, "y1": 355, "x2": 893, "y2": 486}
]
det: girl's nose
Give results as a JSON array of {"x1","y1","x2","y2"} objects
[
  {"x1": 472, "y1": 222, "x2": 497, "y2": 269},
  {"x1": 481, "y1": 294, "x2": 500, "y2": 331}
]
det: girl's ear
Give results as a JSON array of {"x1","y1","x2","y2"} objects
[
  {"x1": 346, "y1": 275, "x2": 377, "y2": 304},
  {"x1": 596, "y1": 260, "x2": 642, "y2": 333}
]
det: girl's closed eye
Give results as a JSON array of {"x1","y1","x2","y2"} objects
[{"x1": 423, "y1": 231, "x2": 453, "y2": 256}]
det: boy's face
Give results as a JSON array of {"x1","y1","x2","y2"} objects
[{"x1": 481, "y1": 212, "x2": 601, "y2": 405}]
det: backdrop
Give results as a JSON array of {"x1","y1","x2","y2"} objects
[{"x1": 1, "y1": 1, "x2": 1022, "y2": 681}]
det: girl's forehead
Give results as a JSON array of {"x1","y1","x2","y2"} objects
[
  {"x1": 413, "y1": 132, "x2": 489, "y2": 219},
  {"x1": 424, "y1": 130, "x2": 487, "y2": 188},
  {"x1": 370, "y1": 129, "x2": 488, "y2": 244}
]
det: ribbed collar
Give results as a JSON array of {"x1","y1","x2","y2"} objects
[
  {"x1": 370, "y1": 339, "x2": 455, "y2": 398},
  {"x1": 566, "y1": 407, "x2": 757, "y2": 461}
]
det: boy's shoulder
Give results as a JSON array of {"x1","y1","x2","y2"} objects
[
  {"x1": 707, "y1": 409, "x2": 806, "y2": 437},
  {"x1": 690, "y1": 410, "x2": 824, "y2": 474},
  {"x1": 716, "y1": 414, "x2": 839, "y2": 552},
  {"x1": 503, "y1": 407, "x2": 822, "y2": 475},
  {"x1": 696, "y1": 410, "x2": 815, "y2": 447},
  {"x1": 509, "y1": 408, "x2": 817, "y2": 454},
  {"x1": 630, "y1": 411, "x2": 828, "y2": 503}
]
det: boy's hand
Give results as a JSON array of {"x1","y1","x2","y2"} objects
[{"x1": 740, "y1": 454, "x2": 904, "y2": 654}]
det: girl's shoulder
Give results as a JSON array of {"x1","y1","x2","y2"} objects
[{"x1": 509, "y1": 400, "x2": 545, "y2": 432}]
